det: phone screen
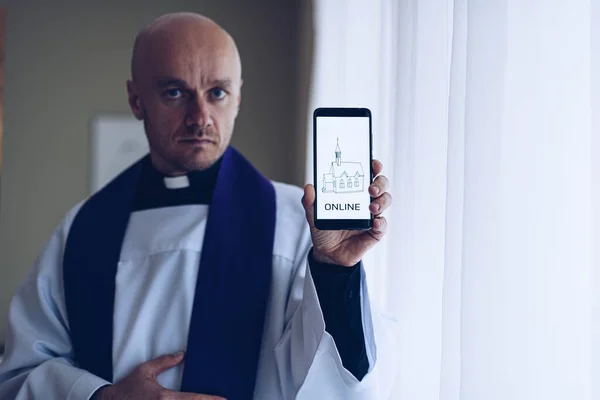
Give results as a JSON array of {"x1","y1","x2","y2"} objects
[{"x1": 315, "y1": 114, "x2": 372, "y2": 222}]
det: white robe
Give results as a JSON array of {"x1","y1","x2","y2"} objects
[{"x1": 0, "y1": 181, "x2": 398, "y2": 399}]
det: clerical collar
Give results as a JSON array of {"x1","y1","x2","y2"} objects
[
  {"x1": 164, "y1": 175, "x2": 190, "y2": 189},
  {"x1": 132, "y1": 155, "x2": 222, "y2": 211}
]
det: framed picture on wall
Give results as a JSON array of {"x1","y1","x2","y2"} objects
[{"x1": 90, "y1": 115, "x2": 149, "y2": 194}]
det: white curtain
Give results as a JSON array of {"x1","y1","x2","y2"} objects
[{"x1": 306, "y1": 1, "x2": 600, "y2": 399}]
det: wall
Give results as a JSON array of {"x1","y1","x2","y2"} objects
[{"x1": 0, "y1": 0, "x2": 313, "y2": 344}]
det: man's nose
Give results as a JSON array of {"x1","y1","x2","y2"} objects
[{"x1": 186, "y1": 97, "x2": 212, "y2": 128}]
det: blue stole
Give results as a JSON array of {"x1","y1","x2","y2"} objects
[{"x1": 63, "y1": 147, "x2": 276, "y2": 399}]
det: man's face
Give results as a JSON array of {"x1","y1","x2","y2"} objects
[{"x1": 127, "y1": 33, "x2": 242, "y2": 175}]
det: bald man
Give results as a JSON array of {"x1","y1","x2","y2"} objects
[{"x1": 0, "y1": 12, "x2": 397, "y2": 400}]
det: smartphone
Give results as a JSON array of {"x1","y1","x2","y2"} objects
[{"x1": 313, "y1": 107, "x2": 373, "y2": 230}]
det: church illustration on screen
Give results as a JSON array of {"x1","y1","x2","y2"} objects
[{"x1": 322, "y1": 138, "x2": 365, "y2": 194}]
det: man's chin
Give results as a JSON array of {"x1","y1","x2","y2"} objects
[{"x1": 183, "y1": 151, "x2": 224, "y2": 171}]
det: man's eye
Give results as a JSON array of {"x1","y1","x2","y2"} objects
[
  {"x1": 165, "y1": 89, "x2": 184, "y2": 99},
  {"x1": 210, "y1": 88, "x2": 227, "y2": 100}
]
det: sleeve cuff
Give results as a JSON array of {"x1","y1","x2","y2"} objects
[{"x1": 67, "y1": 373, "x2": 111, "y2": 400}]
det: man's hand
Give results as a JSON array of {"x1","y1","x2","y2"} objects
[
  {"x1": 93, "y1": 351, "x2": 226, "y2": 400},
  {"x1": 302, "y1": 159, "x2": 392, "y2": 266}
]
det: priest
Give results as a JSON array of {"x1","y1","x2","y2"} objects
[{"x1": 0, "y1": 12, "x2": 397, "y2": 400}]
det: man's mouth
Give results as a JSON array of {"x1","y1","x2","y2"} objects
[{"x1": 178, "y1": 137, "x2": 215, "y2": 145}]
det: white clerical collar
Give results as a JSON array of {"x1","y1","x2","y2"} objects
[{"x1": 163, "y1": 175, "x2": 190, "y2": 190}]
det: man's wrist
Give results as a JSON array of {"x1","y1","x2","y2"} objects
[
  {"x1": 311, "y1": 248, "x2": 338, "y2": 265},
  {"x1": 310, "y1": 248, "x2": 361, "y2": 268}
]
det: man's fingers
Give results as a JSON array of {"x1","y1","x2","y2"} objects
[
  {"x1": 177, "y1": 393, "x2": 227, "y2": 400},
  {"x1": 302, "y1": 184, "x2": 316, "y2": 229},
  {"x1": 163, "y1": 390, "x2": 227, "y2": 400},
  {"x1": 369, "y1": 192, "x2": 392, "y2": 215},
  {"x1": 370, "y1": 216, "x2": 387, "y2": 237},
  {"x1": 369, "y1": 175, "x2": 390, "y2": 197},
  {"x1": 372, "y1": 159, "x2": 383, "y2": 176},
  {"x1": 142, "y1": 351, "x2": 185, "y2": 377}
]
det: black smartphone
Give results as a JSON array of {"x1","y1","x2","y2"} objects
[{"x1": 313, "y1": 107, "x2": 373, "y2": 230}]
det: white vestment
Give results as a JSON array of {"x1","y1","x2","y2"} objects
[{"x1": 0, "y1": 182, "x2": 398, "y2": 399}]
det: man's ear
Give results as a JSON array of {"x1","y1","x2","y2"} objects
[
  {"x1": 235, "y1": 81, "x2": 242, "y2": 117},
  {"x1": 127, "y1": 80, "x2": 144, "y2": 120}
]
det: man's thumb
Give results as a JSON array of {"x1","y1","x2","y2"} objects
[{"x1": 302, "y1": 184, "x2": 316, "y2": 228}]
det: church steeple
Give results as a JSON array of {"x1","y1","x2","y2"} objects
[{"x1": 335, "y1": 138, "x2": 341, "y2": 166}]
